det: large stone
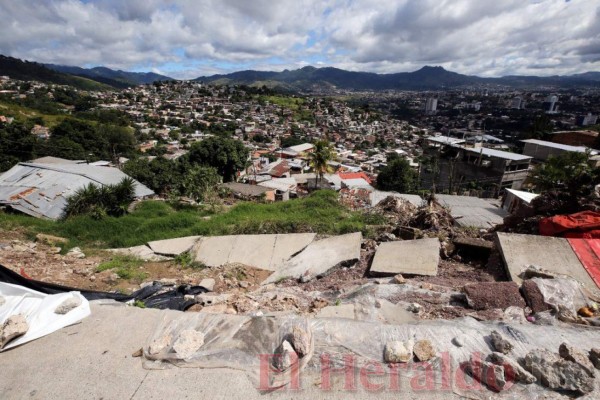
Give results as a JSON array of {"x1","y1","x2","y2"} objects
[
  {"x1": 148, "y1": 334, "x2": 172, "y2": 355},
  {"x1": 289, "y1": 325, "x2": 311, "y2": 357},
  {"x1": 464, "y1": 355, "x2": 507, "y2": 392},
  {"x1": 54, "y1": 295, "x2": 82, "y2": 315},
  {"x1": 464, "y1": 282, "x2": 525, "y2": 311},
  {"x1": 272, "y1": 340, "x2": 297, "y2": 371},
  {"x1": 490, "y1": 330, "x2": 513, "y2": 355},
  {"x1": 384, "y1": 340, "x2": 414, "y2": 363},
  {"x1": 524, "y1": 349, "x2": 594, "y2": 394},
  {"x1": 199, "y1": 278, "x2": 215, "y2": 292},
  {"x1": 413, "y1": 340, "x2": 436, "y2": 362},
  {"x1": 172, "y1": 329, "x2": 205, "y2": 360},
  {"x1": 369, "y1": 238, "x2": 440, "y2": 277},
  {"x1": 488, "y1": 352, "x2": 536, "y2": 384},
  {"x1": 66, "y1": 247, "x2": 85, "y2": 259},
  {"x1": 559, "y1": 343, "x2": 595, "y2": 377},
  {"x1": 521, "y1": 280, "x2": 551, "y2": 313},
  {"x1": 263, "y1": 232, "x2": 362, "y2": 284},
  {"x1": 0, "y1": 315, "x2": 29, "y2": 349},
  {"x1": 147, "y1": 236, "x2": 201, "y2": 256}
]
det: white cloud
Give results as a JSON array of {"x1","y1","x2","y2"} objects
[{"x1": 0, "y1": 0, "x2": 598, "y2": 78}]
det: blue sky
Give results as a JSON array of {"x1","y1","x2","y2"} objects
[{"x1": 0, "y1": 0, "x2": 599, "y2": 79}]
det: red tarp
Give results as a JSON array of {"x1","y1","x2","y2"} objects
[
  {"x1": 539, "y1": 211, "x2": 600, "y2": 238},
  {"x1": 568, "y1": 238, "x2": 600, "y2": 289}
]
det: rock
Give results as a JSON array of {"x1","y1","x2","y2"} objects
[
  {"x1": 66, "y1": 247, "x2": 85, "y2": 259},
  {"x1": 488, "y1": 352, "x2": 536, "y2": 384},
  {"x1": 273, "y1": 340, "x2": 297, "y2": 371},
  {"x1": 36, "y1": 233, "x2": 68, "y2": 245},
  {"x1": 464, "y1": 355, "x2": 507, "y2": 392},
  {"x1": 490, "y1": 330, "x2": 513, "y2": 355},
  {"x1": 392, "y1": 274, "x2": 406, "y2": 284},
  {"x1": 452, "y1": 335, "x2": 468, "y2": 347},
  {"x1": 524, "y1": 349, "x2": 594, "y2": 394},
  {"x1": 0, "y1": 315, "x2": 29, "y2": 348},
  {"x1": 503, "y1": 306, "x2": 527, "y2": 324},
  {"x1": 157, "y1": 278, "x2": 177, "y2": 286},
  {"x1": 148, "y1": 334, "x2": 172, "y2": 355},
  {"x1": 131, "y1": 348, "x2": 143, "y2": 357},
  {"x1": 195, "y1": 293, "x2": 230, "y2": 306},
  {"x1": 557, "y1": 305, "x2": 588, "y2": 325},
  {"x1": 289, "y1": 325, "x2": 311, "y2": 357},
  {"x1": 407, "y1": 303, "x2": 422, "y2": 313},
  {"x1": 589, "y1": 348, "x2": 600, "y2": 370},
  {"x1": 199, "y1": 304, "x2": 228, "y2": 314},
  {"x1": 384, "y1": 340, "x2": 414, "y2": 363},
  {"x1": 559, "y1": 343, "x2": 595, "y2": 377},
  {"x1": 49, "y1": 246, "x2": 61, "y2": 254},
  {"x1": 54, "y1": 295, "x2": 82, "y2": 315},
  {"x1": 238, "y1": 280, "x2": 250, "y2": 289},
  {"x1": 413, "y1": 340, "x2": 436, "y2": 362},
  {"x1": 172, "y1": 329, "x2": 205, "y2": 360},
  {"x1": 199, "y1": 278, "x2": 215, "y2": 291}
]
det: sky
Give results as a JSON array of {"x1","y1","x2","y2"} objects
[{"x1": 0, "y1": 0, "x2": 599, "y2": 79}]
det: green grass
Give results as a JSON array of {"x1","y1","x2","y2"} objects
[
  {"x1": 0, "y1": 191, "x2": 382, "y2": 250},
  {"x1": 0, "y1": 101, "x2": 67, "y2": 127},
  {"x1": 96, "y1": 255, "x2": 147, "y2": 281},
  {"x1": 258, "y1": 95, "x2": 305, "y2": 111}
]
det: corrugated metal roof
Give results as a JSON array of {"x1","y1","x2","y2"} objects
[
  {"x1": 522, "y1": 139, "x2": 598, "y2": 154},
  {"x1": 435, "y1": 194, "x2": 508, "y2": 228},
  {"x1": 426, "y1": 136, "x2": 465, "y2": 145},
  {"x1": 0, "y1": 162, "x2": 154, "y2": 220}
]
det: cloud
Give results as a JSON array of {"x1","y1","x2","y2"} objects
[{"x1": 0, "y1": 0, "x2": 598, "y2": 78}]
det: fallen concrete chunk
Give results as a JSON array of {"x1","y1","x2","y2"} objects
[
  {"x1": 559, "y1": 343, "x2": 595, "y2": 377},
  {"x1": 54, "y1": 295, "x2": 82, "y2": 315},
  {"x1": 490, "y1": 330, "x2": 513, "y2": 355},
  {"x1": 263, "y1": 232, "x2": 361, "y2": 284},
  {"x1": 413, "y1": 340, "x2": 436, "y2": 362},
  {"x1": 172, "y1": 329, "x2": 205, "y2": 360},
  {"x1": 192, "y1": 233, "x2": 316, "y2": 272},
  {"x1": 0, "y1": 315, "x2": 29, "y2": 349},
  {"x1": 464, "y1": 282, "x2": 526, "y2": 311},
  {"x1": 503, "y1": 306, "x2": 527, "y2": 324},
  {"x1": 384, "y1": 340, "x2": 414, "y2": 363},
  {"x1": 369, "y1": 238, "x2": 440, "y2": 277},
  {"x1": 464, "y1": 355, "x2": 507, "y2": 392},
  {"x1": 199, "y1": 278, "x2": 215, "y2": 292},
  {"x1": 496, "y1": 233, "x2": 597, "y2": 290},
  {"x1": 147, "y1": 236, "x2": 201, "y2": 256},
  {"x1": 524, "y1": 349, "x2": 594, "y2": 394},
  {"x1": 488, "y1": 352, "x2": 536, "y2": 384},
  {"x1": 108, "y1": 245, "x2": 171, "y2": 262}
]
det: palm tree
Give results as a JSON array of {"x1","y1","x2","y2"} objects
[{"x1": 308, "y1": 140, "x2": 334, "y2": 189}]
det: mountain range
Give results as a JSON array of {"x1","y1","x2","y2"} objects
[
  {"x1": 194, "y1": 65, "x2": 600, "y2": 91},
  {"x1": 1, "y1": 54, "x2": 600, "y2": 92}
]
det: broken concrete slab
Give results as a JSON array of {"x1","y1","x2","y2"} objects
[
  {"x1": 147, "y1": 236, "x2": 201, "y2": 256},
  {"x1": 108, "y1": 245, "x2": 171, "y2": 262},
  {"x1": 191, "y1": 233, "x2": 316, "y2": 272},
  {"x1": 369, "y1": 238, "x2": 440, "y2": 277},
  {"x1": 263, "y1": 232, "x2": 362, "y2": 284},
  {"x1": 315, "y1": 299, "x2": 416, "y2": 325},
  {"x1": 496, "y1": 233, "x2": 598, "y2": 290}
]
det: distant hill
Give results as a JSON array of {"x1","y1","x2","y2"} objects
[
  {"x1": 45, "y1": 64, "x2": 173, "y2": 87},
  {"x1": 0, "y1": 55, "x2": 112, "y2": 91},
  {"x1": 195, "y1": 65, "x2": 600, "y2": 91}
]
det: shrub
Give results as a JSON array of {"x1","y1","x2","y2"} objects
[{"x1": 63, "y1": 177, "x2": 136, "y2": 219}]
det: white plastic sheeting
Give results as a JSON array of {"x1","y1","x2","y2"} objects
[{"x1": 0, "y1": 283, "x2": 90, "y2": 351}]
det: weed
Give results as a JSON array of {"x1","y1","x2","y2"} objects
[
  {"x1": 95, "y1": 255, "x2": 147, "y2": 282},
  {"x1": 335, "y1": 299, "x2": 341, "y2": 306},
  {"x1": 133, "y1": 300, "x2": 146, "y2": 308}
]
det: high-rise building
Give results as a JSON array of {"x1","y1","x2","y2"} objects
[
  {"x1": 511, "y1": 97, "x2": 525, "y2": 109},
  {"x1": 577, "y1": 113, "x2": 598, "y2": 127},
  {"x1": 425, "y1": 98, "x2": 438, "y2": 115},
  {"x1": 544, "y1": 95, "x2": 559, "y2": 114}
]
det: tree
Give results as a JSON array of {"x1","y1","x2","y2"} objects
[
  {"x1": 308, "y1": 140, "x2": 334, "y2": 187},
  {"x1": 376, "y1": 155, "x2": 418, "y2": 193},
  {"x1": 531, "y1": 151, "x2": 599, "y2": 197},
  {"x1": 186, "y1": 136, "x2": 248, "y2": 182},
  {"x1": 123, "y1": 157, "x2": 182, "y2": 196},
  {"x1": 180, "y1": 166, "x2": 221, "y2": 202}
]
